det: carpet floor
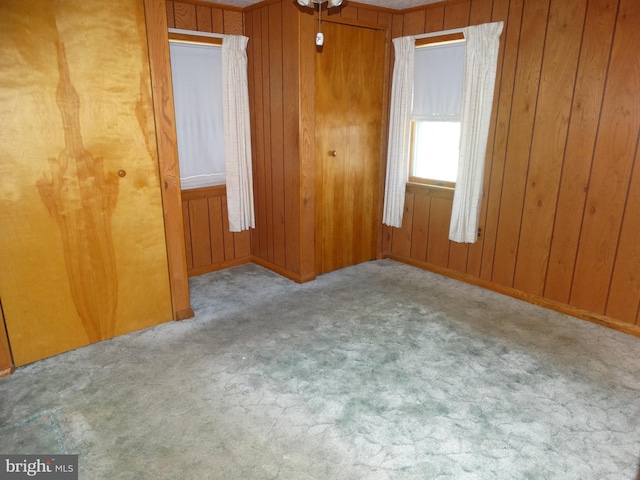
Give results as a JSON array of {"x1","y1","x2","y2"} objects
[{"x1": 1, "y1": 260, "x2": 640, "y2": 479}]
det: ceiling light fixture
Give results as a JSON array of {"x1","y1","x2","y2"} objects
[{"x1": 296, "y1": 0, "x2": 344, "y2": 46}]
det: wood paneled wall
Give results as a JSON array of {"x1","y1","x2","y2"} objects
[
  {"x1": 244, "y1": 1, "x2": 311, "y2": 281},
  {"x1": 244, "y1": 1, "x2": 397, "y2": 282},
  {"x1": 383, "y1": 0, "x2": 640, "y2": 331},
  {"x1": 167, "y1": 0, "x2": 248, "y2": 276},
  {"x1": 182, "y1": 186, "x2": 251, "y2": 275},
  {"x1": 166, "y1": 0, "x2": 243, "y2": 34}
]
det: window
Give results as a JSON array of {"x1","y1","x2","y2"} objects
[
  {"x1": 409, "y1": 37, "x2": 465, "y2": 188},
  {"x1": 169, "y1": 37, "x2": 225, "y2": 189}
]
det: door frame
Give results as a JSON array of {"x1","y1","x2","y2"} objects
[{"x1": 143, "y1": 0, "x2": 193, "y2": 320}]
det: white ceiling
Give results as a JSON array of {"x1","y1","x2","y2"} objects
[{"x1": 203, "y1": 0, "x2": 445, "y2": 10}]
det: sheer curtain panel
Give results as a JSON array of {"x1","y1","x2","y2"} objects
[
  {"x1": 383, "y1": 36, "x2": 415, "y2": 228},
  {"x1": 222, "y1": 35, "x2": 255, "y2": 232},
  {"x1": 449, "y1": 22, "x2": 503, "y2": 243}
]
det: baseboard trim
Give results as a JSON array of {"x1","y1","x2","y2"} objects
[
  {"x1": 382, "y1": 252, "x2": 640, "y2": 339},
  {"x1": 250, "y1": 256, "x2": 316, "y2": 284},
  {"x1": 187, "y1": 256, "x2": 252, "y2": 278},
  {"x1": 174, "y1": 308, "x2": 195, "y2": 321}
]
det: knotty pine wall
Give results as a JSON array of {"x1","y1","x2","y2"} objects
[
  {"x1": 166, "y1": 0, "x2": 250, "y2": 275},
  {"x1": 382, "y1": 0, "x2": 640, "y2": 331}
]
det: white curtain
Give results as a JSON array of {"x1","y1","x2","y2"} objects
[
  {"x1": 222, "y1": 35, "x2": 255, "y2": 232},
  {"x1": 449, "y1": 22, "x2": 503, "y2": 243},
  {"x1": 382, "y1": 36, "x2": 415, "y2": 228}
]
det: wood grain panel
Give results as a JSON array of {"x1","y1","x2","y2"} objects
[
  {"x1": 480, "y1": 0, "x2": 524, "y2": 281},
  {"x1": 282, "y1": 0, "x2": 301, "y2": 274},
  {"x1": 382, "y1": 0, "x2": 640, "y2": 328},
  {"x1": 443, "y1": 1, "x2": 470, "y2": 29},
  {"x1": 212, "y1": 9, "x2": 224, "y2": 32},
  {"x1": 189, "y1": 198, "x2": 212, "y2": 268},
  {"x1": 513, "y1": 0, "x2": 587, "y2": 295},
  {"x1": 223, "y1": 10, "x2": 243, "y2": 34},
  {"x1": 403, "y1": 10, "x2": 426, "y2": 35},
  {"x1": 166, "y1": 1, "x2": 175, "y2": 27},
  {"x1": 606, "y1": 140, "x2": 640, "y2": 324},
  {"x1": 181, "y1": 186, "x2": 251, "y2": 276},
  {"x1": 392, "y1": 192, "x2": 415, "y2": 258},
  {"x1": 173, "y1": 1, "x2": 197, "y2": 29},
  {"x1": 208, "y1": 196, "x2": 225, "y2": 264},
  {"x1": 261, "y1": 8, "x2": 275, "y2": 263},
  {"x1": 491, "y1": 0, "x2": 550, "y2": 287},
  {"x1": 570, "y1": 0, "x2": 639, "y2": 314},
  {"x1": 426, "y1": 197, "x2": 452, "y2": 268},
  {"x1": 183, "y1": 201, "x2": 193, "y2": 269},
  {"x1": 544, "y1": 0, "x2": 618, "y2": 303},
  {"x1": 299, "y1": 10, "x2": 318, "y2": 281},
  {"x1": 196, "y1": 5, "x2": 212, "y2": 32},
  {"x1": 410, "y1": 192, "x2": 431, "y2": 261},
  {"x1": 424, "y1": 5, "x2": 444, "y2": 32},
  {"x1": 268, "y1": 2, "x2": 286, "y2": 268}
]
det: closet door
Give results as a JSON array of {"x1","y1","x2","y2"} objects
[
  {"x1": 315, "y1": 21, "x2": 387, "y2": 274},
  {"x1": 0, "y1": 0, "x2": 173, "y2": 366}
]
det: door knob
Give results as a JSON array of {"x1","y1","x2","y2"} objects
[
  {"x1": 329, "y1": 150, "x2": 337, "y2": 157},
  {"x1": 117, "y1": 169, "x2": 127, "y2": 177}
]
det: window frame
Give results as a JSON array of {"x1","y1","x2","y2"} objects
[
  {"x1": 168, "y1": 32, "x2": 225, "y2": 190},
  {"x1": 408, "y1": 32, "x2": 465, "y2": 192}
]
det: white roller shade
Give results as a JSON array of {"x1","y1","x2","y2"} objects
[{"x1": 412, "y1": 41, "x2": 466, "y2": 121}]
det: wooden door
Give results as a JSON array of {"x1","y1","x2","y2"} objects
[
  {"x1": 315, "y1": 22, "x2": 386, "y2": 274},
  {"x1": 0, "y1": 0, "x2": 173, "y2": 366}
]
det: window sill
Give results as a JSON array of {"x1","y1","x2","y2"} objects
[{"x1": 406, "y1": 181, "x2": 454, "y2": 199}]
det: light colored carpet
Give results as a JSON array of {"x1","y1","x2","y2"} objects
[{"x1": 1, "y1": 260, "x2": 640, "y2": 479}]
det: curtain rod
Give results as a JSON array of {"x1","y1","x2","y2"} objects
[{"x1": 168, "y1": 28, "x2": 224, "y2": 39}]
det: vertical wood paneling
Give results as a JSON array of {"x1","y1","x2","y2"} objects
[
  {"x1": 173, "y1": 2, "x2": 196, "y2": 29},
  {"x1": 208, "y1": 196, "x2": 225, "y2": 264},
  {"x1": 212, "y1": 9, "x2": 224, "y2": 32},
  {"x1": 491, "y1": 0, "x2": 550, "y2": 287},
  {"x1": 181, "y1": 187, "x2": 251, "y2": 276},
  {"x1": 358, "y1": 8, "x2": 378, "y2": 24},
  {"x1": 282, "y1": 1, "x2": 301, "y2": 274},
  {"x1": 513, "y1": 0, "x2": 588, "y2": 295},
  {"x1": 392, "y1": 193, "x2": 415, "y2": 258},
  {"x1": 183, "y1": 202, "x2": 193, "y2": 269},
  {"x1": 424, "y1": 5, "x2": 444, "y2": 32},
  {"x1": 544, "y1": 0, "x2": 617, "y2": 306},
  {"x1": 383, "y1": 0, "x2": 640, "y2": 327},
  {"x1": 443, "y1": 1, "x2": 471, "y2": 29},
  {"x1": 268, "y1": 2, "x2": 286, "y2": 268},
  {"x1": 570, "y1": 0, "x2": 639, "y2": 314},
  {"x1": 166, "y1": 1, "x2": 175, "y2": 27},
  {"x1": 410, "y1": 192, "x2": 430, "y2": 261},
  {"x1": 480, "y1": 0, "x2": 524, "y2": 282},
  {"x1": 261, "y1": 9, "x2": 275, "y2": 263},
  {"x1": 403, "y1": 10, "x2": 426, "y2": 35},
  {"x1": 607, "y1": 143, "x2": 640, "y2": 323},
  {"x1": 223, "y1": 10, "x2": 243, "y2": 34},
  {"x1": 426, "y1": 198, "x2": 452, "y2": 268},
  {"x1": 189, "y1": 198, "x2": 212, "y2": 268},
  {"x1": 196, "y1": 5, "x2": 212, "y2": 32}
]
